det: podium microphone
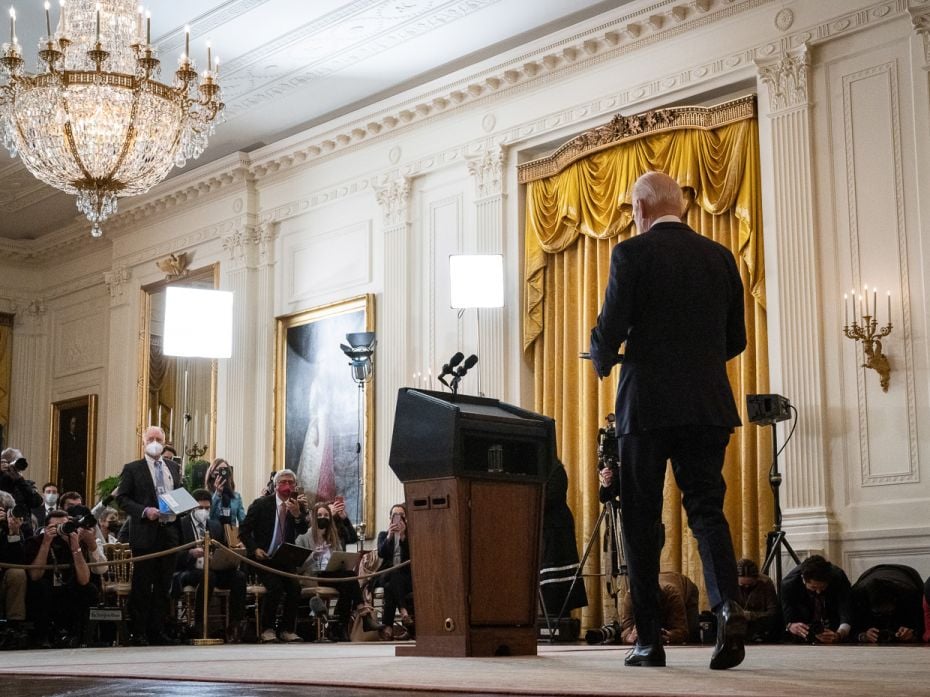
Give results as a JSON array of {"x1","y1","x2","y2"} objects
[
  {"x1": 438, "y1": 352, "x2": 465, "y2": 387},
  {"x1": 455, "y1": 354, "x2": 478, "y2": 376}
]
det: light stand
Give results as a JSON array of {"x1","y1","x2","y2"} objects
[
  {"x1": 449, "y1": 254, "x2": 503, "y2": 397},
  {"x1": 747, "y1": 394, "x2": 799, "y2": 590},
  {"x1": 340, "y1": 331, "x2": 376, "y2": 550}
]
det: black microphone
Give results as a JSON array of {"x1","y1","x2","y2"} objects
[
  {"x1": 439, "y1": 352, "x2": 465, "y2": 378},
  {"x1": 454, "y1": 354, "x2": 478, "y2": 378}
]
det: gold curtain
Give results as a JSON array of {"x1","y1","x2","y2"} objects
[{"x1": 524, "y1": 118, "x2": 772, "y2": 626}]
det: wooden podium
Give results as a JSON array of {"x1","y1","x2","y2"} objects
[{"x1": 388, "y1": 388, "x2": 556, "y2": 657}]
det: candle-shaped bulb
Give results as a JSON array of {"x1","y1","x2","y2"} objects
[
  {"x1": 206, "y1": 39, "x2": 211, "y2": 71},
  {"x1": 844, "y1": 293, "x2": 848, "y2": 326},
  {"x1": 59, "y1": 0, "x2": 66, "y2": 34},
  {"x1": 145, "y1": 9, "x2": 150, "y2": 45},
  {"x1": 184, "y1": 23, "x2": 190, "y2": 59},
  {"x1": 95, "y1": 3, "x2": 101, "y2": 43},
  {"x1": 9, "y1": 6, "x2": 15, "y2": 45},
  {"x1": 214, "y1": 54, "x2": 219, "y2": 74},
  {"x1": 886, "y1": 290, "x2": 891, "y2": 325},
  {"x1": 44, "y1": 1, "x2": 52, "y2": 38},
  {"x1": 872, "y1": 287, "x2": 877, "y2": 322}
]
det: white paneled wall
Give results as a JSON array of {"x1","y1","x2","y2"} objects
[{"x1": 1, "y1": 1, "x2": 929, "y2": 570}]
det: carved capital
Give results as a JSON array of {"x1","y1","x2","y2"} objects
[
  {"x1": 103, "y1": 265, "x2": 131, "y2": 300},
  {"x1": 375, "y1": 178, "x2": 410, "y2": 229},
  {"x1": 757, "y1": 44, "x2": 810, "y2": 113},
  {"x1": 257, "y1": 222, "x2": 279, "y2": 261},
  {"x1": 467, "y1": 146, "x2": 506, "y2": 199},
  {"x1": 910, "y1": 8, "x2": 930, "y2": 68},
  {"x1": 12, "y1": 297, "x2": 48, "y2": 329},
  {"x1": 222, "y1": 222, "x2": 276, "y2": 269}
]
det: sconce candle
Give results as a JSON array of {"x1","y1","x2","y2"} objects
[{"x1": 844, "y1": 293, "x2": 848, "y2": 326}]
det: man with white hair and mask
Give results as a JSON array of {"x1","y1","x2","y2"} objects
[
  {"x1": 240, "y1": 468, "x2": 308, "y2": 642},
  {"x1": 117, "y1": 425, "x2": 183, "y2": 645}
]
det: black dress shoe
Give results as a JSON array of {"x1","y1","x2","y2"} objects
[
  {"x1": 709, "y1": 600, "x2": 747, "y2": 670},
  {"x1": 623, "y1": 642, "x2": 666, "y2": 667},
  {"x1": 128, "y1": 634, "x2": 149, "y2": 647}
]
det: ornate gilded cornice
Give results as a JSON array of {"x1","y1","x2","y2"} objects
[
  {"x1": 756, "y1": 44, "x2": 810, "y2": 113},
  {"x1": 517, "y1": 96, "x2": 756, "y2": 184}
]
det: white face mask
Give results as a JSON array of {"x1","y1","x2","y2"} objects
[
  {"x1": 192, "y1": 508, "x2": 209, "y2": 524},
  {"x1": 144, "y1": 441, "x2": 165, "y2": 458},
  {"x1": 44, "y1": 493, "x2": 58, "y2": 505}
]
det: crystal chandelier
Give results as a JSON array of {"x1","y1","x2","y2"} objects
[{"x1": 0, "y1": 0, "x2": 223, "y2": 237}]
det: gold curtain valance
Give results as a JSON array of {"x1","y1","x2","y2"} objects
[{"x1": 524, "y1": 98, "x2": 762, "y2": 351}]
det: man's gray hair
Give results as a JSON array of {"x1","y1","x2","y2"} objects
[
  {"x1": 0, "y1": 490, "x2": 15, "y2": 509},
  {"x1": 632, "y1": 171, "x2": 684, "y2": 214},
  {"x1": 1, "y1": 447, "x2": 22, "y2": 463},
  {"x1": 273, "y1": 469, "x2": 297, "y2": 485}
]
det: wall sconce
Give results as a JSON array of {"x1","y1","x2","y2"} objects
[{"x1": 843, "y1": 286, "x2": 892, "y2": 392}]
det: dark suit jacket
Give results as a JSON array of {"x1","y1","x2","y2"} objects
[
  {"x1": 239, "y1": 494, "x2": 308, "y2": 561},
  {"x1": 116, "y1": 457, "x2": 182, "y2": 552},
  {"x1": 590, "y1": 221, "x2": 746, "y2": 434},
  {"x1": 781, "y1": 562, "x2": 853, "y2": 630},
  {"x1": 177, "y1": 515, "x2": 227, "y2": 572}
]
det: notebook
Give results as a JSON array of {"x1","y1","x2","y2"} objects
[
  {"x1": 157, "y1": 487, "x2": 199, "y2": 515},
  {"x1": 210, "y1": 544, "x2": 245, "y2": 572},
  {"x1": 325, "y1": 550, "x2": 362, "y2": 573}
]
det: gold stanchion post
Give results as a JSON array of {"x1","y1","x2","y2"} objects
[{"x1": 191, "y1": 530, "x2": 223, "y2": 645}]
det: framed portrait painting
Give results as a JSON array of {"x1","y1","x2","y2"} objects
[
  {"x1": 49, "y1": 394, "x2": 98, "y2": 501},
  {"x1": 274, "y1": 294, "x2": 375, "y2": 532}
]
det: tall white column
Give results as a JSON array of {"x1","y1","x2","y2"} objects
[
  {"x1": 221, "y1": 221, "x2": 277, "y2": 501},
  {"x1": 757, "y1": 45, "x2": 833, "y2": 547},
  {"x1": 374, "y1": 178, "x2": 411, "y2": 519},
  {"x1": 466, "y1": 146, "x2": 506, "y2": 399},
  {"x1": 9, "y1": 300, "x2": 50, "y2": 469},
  {"x1": 101, "y1": 264, "x2": 135, "y2": 473}
]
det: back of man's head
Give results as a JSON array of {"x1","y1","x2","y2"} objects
[{"x1": 632, "y1": 171, "x2": 684, "y2": 219}]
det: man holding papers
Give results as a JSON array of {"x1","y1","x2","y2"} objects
[{"x1": 117, "y1": 425, "x2": 184, "y2": 646}]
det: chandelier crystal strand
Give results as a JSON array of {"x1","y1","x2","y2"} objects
[{"x1": 0, "y1": 0, "x2": 223, "y2": 238}]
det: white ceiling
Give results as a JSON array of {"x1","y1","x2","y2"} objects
[{"x1": 0, "y1": 0, "x2": 625, "y2": 241}]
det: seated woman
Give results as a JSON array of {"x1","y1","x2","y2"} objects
[
  {"x1": 208, "y1": 460, "x2": 246, "y2": 528},
  {"x1": 296, "y1": 502, "x2": 378, "y2": 641},
  {"x1": 376, "y1": 503, "x2": 413, "y2": 640}
]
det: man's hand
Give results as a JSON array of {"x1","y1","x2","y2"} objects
[
  {"x1": 660, "y1": 628, "x2": 671, "y2": 643},
  {"x1": 598, "y1": 467, "x2": 614, "y2": 488},
  {"x1": 68, "y1": 531, "x2": 82, "y2": 553},
  {"x1": 6, "y1": 513, "x2": 21, "y2": 536},
  {"x1": 860, "y1": 627, "x2": 880, "y2": 643},
  {"x1": 786, "y1": 621, "x2": 808, "y2": 639},
  {"x1": 190, "y1": 548, "x2": 205, "y2": 559},
  {"x1": 285, "y1": 497, "x2": 301, "y2": 517},
  {"x1": 896, "y1": 627, "x2": 915, "y2": 642},
  {"x1": 816, "y1": 628, "x2": 841, "y2": 644},
  {"x1": 78, "y1": 527, "x2": 97, "y2": 548},
  {"x1": 144, "y1": 507, "x2": 160, "y2": 521},
  {"x1": 255, "y1": 548, "x2": 269, "y2": 560},
  {"x1": 627, "y1": 626, "x2": 638, "y2": 643}
]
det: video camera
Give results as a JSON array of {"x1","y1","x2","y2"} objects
[{"x1": 596, "y1": 414, "x2": 619, "y2": 471}]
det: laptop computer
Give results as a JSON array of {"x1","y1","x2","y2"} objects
[
  {"x1": 325, "y1": 551, "x2": 362, "y2": 573},
  {"x1": 270, "y1": 542, "x2": 313, "y2": 569}
]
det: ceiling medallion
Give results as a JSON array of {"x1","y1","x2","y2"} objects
[{"x1": 0, "y1": 0, "x2": 224, "y2": 238}]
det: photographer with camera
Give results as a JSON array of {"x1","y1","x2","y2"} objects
[
  {"x1": 0, "y1": 490, "x2": 30, "y2": 635},
  {"x1": 850, "y1": 564, "x2": 923, "y2": 644},
  {"x1": 781, "y1": 555, "x2": 852, "y2": 644},
  {"x1": 589, "y1": 171, "x2": 748, "y2": 670},
  {"x1": 376, "y1": 503, "x2": 413, "y2": 640},
  {"x1": 0, "y1": 448, "x2": 42, "y2": 513},
  {"x1": 24, "y1": 509, "x2": 97, "y2": 647},
  {"x1": 207, "y1": 459, "x2": 246, "y2": 526}
]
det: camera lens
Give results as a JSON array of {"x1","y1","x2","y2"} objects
[
  {"x1": 13, "y1": 458, "x2": 28, "y2": 471},
  {"x1": 59, "y1": 520, "x2": 78, "y2": 535}
]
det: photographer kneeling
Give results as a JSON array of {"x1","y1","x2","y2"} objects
[{"x1": 24, "y1": 510, "x2": 98, "y2": 647}]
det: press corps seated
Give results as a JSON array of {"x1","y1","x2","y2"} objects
[{"x1": 619, "y1": 571, "x2": 699, "y2": 644}]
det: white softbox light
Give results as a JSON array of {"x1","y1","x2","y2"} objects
[
  {"x1": 163, "y1": 287, "x2": 234, "y2": 358},
  {"x1": 449, "y1": 254, "x2": 504, "y2": 309}
]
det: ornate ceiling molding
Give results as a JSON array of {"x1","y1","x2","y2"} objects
[{"x1": 517, "y1": 97, "x2": 755, "y2": 184}]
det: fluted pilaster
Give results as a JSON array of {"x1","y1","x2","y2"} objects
[
  {"x1": 9, "y1": 301, "x2": 50, "y2": 463},
  {"x1": 466, "y1": 146, "x2": 507, "y2": 398},
  {"x1": 757, "y1": 45, "x2": 831, "y2": 536},
  {"x1": 374, "y1": 177, "x2": 411, "y2": 516}
]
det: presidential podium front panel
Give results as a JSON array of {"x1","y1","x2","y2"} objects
[{"x1": 388, "y1": 388, "x2": 556, "y2": 657}]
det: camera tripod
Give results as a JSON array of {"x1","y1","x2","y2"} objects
[
  {"x1": 760, "y1": 421, "x2": 800, "y2": 589},
  {"x1": 539, "y1": 494, "x2": 627, "y2": 641}
]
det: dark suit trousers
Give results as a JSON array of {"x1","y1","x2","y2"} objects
[
  {"x1": 259, "y1": 567, "x2": 301, "y2": 632},
  {"x1": 129, "y1": 523, "x2": 180, "y2": 638},
  {"x1": 619, "y1": 426, "x2": 739, "y2": 644}
]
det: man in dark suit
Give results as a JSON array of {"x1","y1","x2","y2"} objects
[
  {"x1": 175, "y1": 489, "x2": 247, "y2": 643},
  {"x1": 239, "y1": 469, "x2": 308, "y2": 642},
  {"x1": 117, "y1": 425, "x2": 182, "y2": 645},
  {"x1": 590, "y1": 171, "x2": 747, "y2": 670}
]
